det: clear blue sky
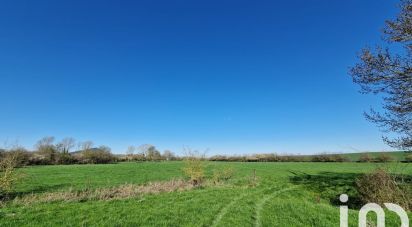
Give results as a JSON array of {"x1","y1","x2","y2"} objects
[{"x1": 0, "y1": 0, "x2": 399, "y2": 155}]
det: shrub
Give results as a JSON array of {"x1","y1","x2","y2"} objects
[
  {"x1": 7, "y1": 148, "x2": 31, "y2": 167},
  {"x1": 356, "y1": 168, "x2": 410, "y2": 210},
  {"x1": 255, "y1": 153, "x2": 278, "y2": 162},
  {"x1": 28, "y1": 153, "x2": 52, "y2": 165},
  {"x1": 311, "y1": 154, "x2": 330, "y2": 162},
  {"x1": 162, "y1": 150, "x2": 177, "y2": 161},
  {"x1": 311, "y1": 154, "x2": 350, "y2": 162},
  {"x1": 76, "y1": 146, "x2": 117, "y2": 164},
  {"x1": 56, "y1": 152, "x2": 76, "y2": 165},
  {"x1": 0, "y1": 152, "x2": 22, "y2": 199},
  {"x1": 139, "y1": 145, "x2": 162, "y2": 161},
  {"x1": 182, "y1": 150, "x2": 206, "y2": 186},
  {"x1": 374, "y1": 154, "x2": 394, "y2": 163},
  {"x1": 209, "y1": 155, "x2": 228, "y2": 162},
  {"x1": 358, "y1": 154, "x2": 372, "y2": 162},
  {"x1": 212, "y1": 167, "x2": 234, "y2": 184},
  {"x1": 330, "y1": 154, "x2": 350, "y2": 162},
  {"x1": 405, "y1": 154, "x2": 412, "y2": 162}
]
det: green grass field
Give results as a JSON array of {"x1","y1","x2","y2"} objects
[{"x1": 1, "y1": 162, "x2": 411, "y2": 226}]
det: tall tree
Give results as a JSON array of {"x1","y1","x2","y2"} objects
[{"x1": 350, "y1": 0, "x2": 412, "y2": 151}]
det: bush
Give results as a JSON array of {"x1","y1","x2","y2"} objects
[
  {"x1": 76, "y1": 146, "x2": 117, "y2": 164},
  {"x1": 6, "y1": 148, "x2": 31, "y2": 167},
  {"x1": 358, "y1": 154, "x2": 372, "y2": 162},
  {"x1": 311, "y1": 154, "x2": 349, "y2": 162},
  {"x1": 374, "y1": 154, "x2": 394, "y2": 163},
  {"x1": 0, "y1": 152, "x2": 22, "y2": 199},
  {"x1": 405, "y1": 154, "x2": 412, "y2": 162},
  {"x1": 56, "y1": 152, "x2": 77, "y2": 165},
  {"x1": 255, "y1": 154, "x2": 278, "y2": 162},
  {"x1": 212, "y1": 167, "x2": 234, "y2": 184},
  {"x1": 28, "y1": 153, "x2": 52, "y2": 165},
  {"x1": 37, "y1": 146, "x2": 58, "y2": 164},
  {"x1": 183, "y1": 150, "x2": 205, "y2": 186},
  {"x1": 331, "y1": 154, "x2": 350, "y2": 162},
  {"x1": 356, "y1": 168, "x2": 410, "y2": 210},
  {"x1": 209, "y1": 155, "x2": 228, "y2": 162}
]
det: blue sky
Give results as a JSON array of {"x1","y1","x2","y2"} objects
[{"x1": 0, "y1": 0, "x2": 400, "y2": 155}]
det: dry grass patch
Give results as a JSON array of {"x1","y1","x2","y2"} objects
[
  {"x1": 13, "y1": 179, "x2": 193, "y2": 205},
  {"x1": 356, "y1": 168, "x2": 411, "y2": 211}
]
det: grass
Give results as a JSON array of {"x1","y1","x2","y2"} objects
[{"x1": 1, "y1": 161, "x2": 411, "y2": 226}]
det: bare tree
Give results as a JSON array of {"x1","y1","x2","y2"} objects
[
  {"x1": 35, "y1": 136, "x2": 55, "y2": 150},
  {"x1": 126, "y1": 146, "x2": 135, "y2": 161},
  {"x1": 138, "y1": 144, "x2": 161, "y2": 161},
  {"x1": 126, "y1": 146, "x2": 135, "y2": 155},
  {"x1": 350, "y1": 0, "x2": 412, "y2": 151},
  {"x1": 56, "y1": 137, "x2": 76, "y2": 154},
  {"x1": 80, "y1": 141, "x2": 94, "y2": 152},
  {"x1": 35, "y1": 136, "x2": 57, "y2": 163},
  {"x1": 162, "y1": 150, "x2": 175, "y2": 161}
]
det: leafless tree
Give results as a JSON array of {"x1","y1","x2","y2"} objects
[
  {"x1": 79, "y1": 141, "x2": 94, "y2": 152},
  {"x1": 56, "y1": 137, "x2": 76, "y2": 154},
  {"x1": 162, "y1": 150, "x2": 175, "y2": 161},
  {"x1": 35, "y1": 136, "x2": 55, "y2": 150},
  {"x1": 126, "y1": 146, "x2": 135, "y2": 155},
  {"x1": 35, "y1": 136, "x2": 57, "y2": 163},
  {"x1": 350, "y1": 0, "x2": 412, "y2": 151},
  {"x1": 138, "y1": 144, "x2": 161, "y2": 161},
  {"x1": 126, "y1": 146, "x2": 135, "y2": 161}
]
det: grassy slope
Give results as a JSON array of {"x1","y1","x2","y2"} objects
[{"x1": 1, "y1": 162, "x2": 411, "y2": 226}]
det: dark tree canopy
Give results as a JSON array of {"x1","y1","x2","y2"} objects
[{"x1": 350, "y1": 0, "x2": 412, "y2": 150}]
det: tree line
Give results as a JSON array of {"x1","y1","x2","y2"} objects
[
  {"x1": 0, "y1": 137, "x2": 180, "y2": 166},
  {"x1": 1, "y1": 137, "x2": 411, "y2": 167}
]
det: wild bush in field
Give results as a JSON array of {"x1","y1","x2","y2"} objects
[
  {"x1": 212, "y1": 166, "x2": 234, "y2": 184},
  {"x1": 0, "y1": 153, "x2": 22, "y2": 199},
  {"x1": 5, "y1": 147, "x2": 31, "y2": 167},
  {"x1": 405, "y1": 154, "x2": 412, "y2": 162},
  {"x1": 356, "y1": 168, "x2": 411, "y2": 211},
  {"x1": 182, "y1": 149, "x2": 206, "y2": 186}
]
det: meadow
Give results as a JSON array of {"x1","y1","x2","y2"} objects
[{"x1": 0, "y1": 161, "x2": 411, "y2": 226}]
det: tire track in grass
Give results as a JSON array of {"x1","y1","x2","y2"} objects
[
  {"x1": 211, "y1": 188, "x2": 269, "y2": 227},
  {"x1": 253, "y1": 186, "x2": 296, "y2": 227}
]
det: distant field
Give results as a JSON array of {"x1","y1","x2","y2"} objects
[{"x1": 1, "y1": 162, "x2": 411, "y2": 226}]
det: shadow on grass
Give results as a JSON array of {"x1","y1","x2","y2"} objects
[
  {"x1": 289, "y1": 171, "x2": 363, "y2": 209},
  {"x1": 1, "y1": 184, "x2": 70, "y2": 201}
]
